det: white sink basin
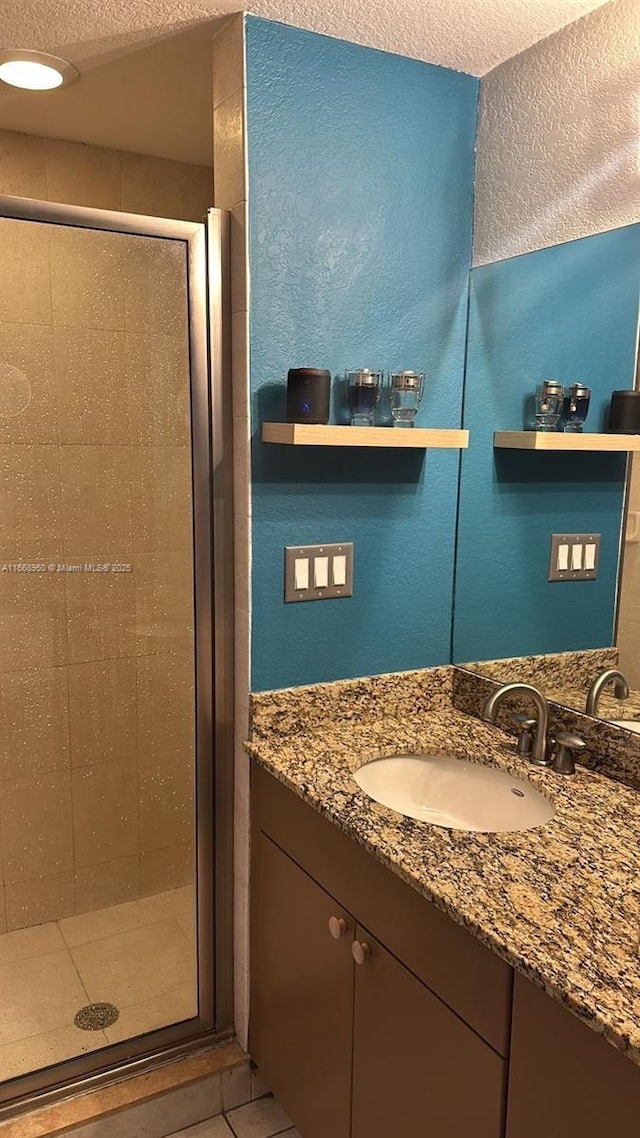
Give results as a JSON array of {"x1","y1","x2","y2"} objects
[
  {"x1": 610, "y1": 720, "x2": 640, "y2": 734},
  {"x1": 354, "y1": 753, "x2": 555, "y2": 833}
]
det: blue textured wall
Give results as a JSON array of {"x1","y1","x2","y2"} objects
[
  {"x1": 245, "y1": 17, "x2": 478, "y2": 691},
  {"x1": 453, "y1": 224, "x2": 640, "y2": 663}
]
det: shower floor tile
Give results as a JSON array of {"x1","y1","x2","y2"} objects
[
  {"x1": 58, "y1": 884, "x2": 195, "y2": 947},
  {"x1": 0, "y1": 887, "x2": 196, "y2": 1085},
  {"x1": 0, "y1": 1024, "x2": 108, "y2": 1083},
  {"x1": 0, "y1": 951, "x2": 88, "y2": 1046},
  {"x1": 0, "y1": 920, "x2": 66, "y2": 966},
  {"x1": 104, "y1": 984, "x2": 195, "y2": 1044},
  {"x1": 69, "y1": 918, "x2": 195, "y2": 1008}
]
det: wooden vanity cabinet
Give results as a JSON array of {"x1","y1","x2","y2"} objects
[
  {"x1": 506, "y1": 973, "x2": 640, "y2": 1138},
  {"x1": 351, "y1": 923, "x2": 507, "y2": 1138},
  {"x1": 250, "y1": 831, "x2": 353, "y2": 1138},
  {"x1": 250, "y1": 766, "x2": 510, "y2": 1138},
  {"x1": 250, "y1": 764, "x2": 640, "y2": 1138}
]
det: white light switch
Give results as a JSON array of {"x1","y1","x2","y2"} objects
[
  {"x1": 549, "y1": 534, "x2": 600, "y2": 581},
  {"x1": 314, "y1": 556, "x2": 329, "y2": 588},
  {"x1": 285, "y1": 543, "x2": 353, "y2": 602},
  {"x1": 332, "y1": 554, "x2": 347, "y2": 587},
  {"x1": 294, "y1": 557, "x2": 309, "y2": 590}
]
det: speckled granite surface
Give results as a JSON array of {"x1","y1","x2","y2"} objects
[
  {"x1": 462, "y1": 648, "x2": 618, "y2": 690},
  {"x1": 248, "y1": 670, "x2": 640, "y2": 1068},
  {"x1": 250, "y1": 666, "x2": 453, "y2": 739}
]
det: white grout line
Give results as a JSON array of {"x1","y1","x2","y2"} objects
[{"x1": 221, "y1": 1105, "x2": 296, "y2": 1138}]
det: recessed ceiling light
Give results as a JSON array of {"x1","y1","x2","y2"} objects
[{"x1": 0, "y1": 49, "x2": 79, "y2": 91}]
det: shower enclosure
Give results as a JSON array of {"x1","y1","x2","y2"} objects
[{"x1": 0, "y1": 196, "x2": 233, "y2": 1109}]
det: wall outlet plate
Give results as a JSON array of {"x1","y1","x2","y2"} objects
[
  {"x1": 549, "y1": 533, "x2": 601, "y2": 581},
  {"x1": 285, "y1": 542, "x2": 354, "y2": 602}
]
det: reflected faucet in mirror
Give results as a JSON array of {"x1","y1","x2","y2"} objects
[
  {"x1": 460, "y1": 648, "x2": 640, "y2": 737},
  {"x1": 585, "y1": 669, "x2": 630, "y2": 717}
]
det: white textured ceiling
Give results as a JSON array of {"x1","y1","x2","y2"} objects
[
  {"x1": 0, "y1": 0, "x2": 613, "y2": 77},
  {"x1": 0, "y1": 0, "x2": 614, "y2": 165}
]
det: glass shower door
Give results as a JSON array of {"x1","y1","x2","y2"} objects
[{"x1": 0, "y1": 204, "x2": 220, "y2": 1090}]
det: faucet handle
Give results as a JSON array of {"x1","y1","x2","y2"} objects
[
  {"x1": 551, "y1": 733, "x2": 586, "y2": 776},
  {"x1": 514, "y1": 714, "x2": 537, "y2": 757}
]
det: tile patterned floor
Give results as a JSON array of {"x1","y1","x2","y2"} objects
[
  {"x1": 169, "y1": 1093, "x2": 301, "y2": 1138},
  {"x1": 0, "y1": 886, "x2": 197, "y2": 1083}
]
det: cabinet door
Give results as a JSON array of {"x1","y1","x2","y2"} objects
[
  {"x1": 253, "y1": 762, "x2": 513, "y2": 1055},
  {"x1": 249, "y1": 832, "x2": 354, "y2": 1138},
  {"x1": 506, "y1": 973, "x2": 640, "y2": 1138},
  {"x1": 351, "y1": 924, "x2": 507, "y2": 1138}
]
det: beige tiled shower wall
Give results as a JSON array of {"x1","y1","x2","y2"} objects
[
  {"x1": 0, "y1": 216, "x2": 197, "y2": 931},
  {"x1": 618, "y1": 455, "x2": 640, "y2": 687},
  {"x1": 212, "y1": 14, "x2": 251, "y2": 1046},
  {"x1": 0, "y1": 129, "x2": 212, "y2": 221}
]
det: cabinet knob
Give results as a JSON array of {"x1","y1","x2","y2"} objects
[
  {"x1": 328, "y1": 916, "x2": 347, "y2": 940},
  {"x1": 351, "y1": 940, "x2": 370, "y2": 965}
]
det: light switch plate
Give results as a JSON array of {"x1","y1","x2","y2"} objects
[
  {"x1": 549, "y1": 533, "x2": 601, "y2": 581},
  {"x1": 285, "y1": 543, "x2": 354, "y2": 602}
]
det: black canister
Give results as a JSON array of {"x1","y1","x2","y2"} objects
[
  {"x1": 608, "y1": 390, "x2": 640, "y2": 434},
  {"x1": 286, "y1": 368, "x2": 331, "y2": 424}
]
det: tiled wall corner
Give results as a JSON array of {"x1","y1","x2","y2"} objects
[
  {"x1": 45, "y1": 138, "x2": 121, "y2": 210},
  {"x1": 212, "y1": 11, "x2": 251, "y2": 1049},
  {"x1": 0, "y1": 128, "x2": 213, "y2": 222},
  {"x1": 0, "y1": 130, "x2": 48, "y2": 198}
]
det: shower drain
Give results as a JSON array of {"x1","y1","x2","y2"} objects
[{"x1": 74, "y1": 1002, "x2": 119, "y2": 1031}]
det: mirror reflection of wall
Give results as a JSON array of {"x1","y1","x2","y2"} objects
[
  {"x1": 453, "y1": 221, "x2": 640, "y2": 726},
  {"x1": 617, "y1": 455, "x2": 640, "y2": 689},
  {"x1": 452, "y1": 0, "x2": 640, "y2": 731},
  {"x1": 453, "y1": 222, "x2": 640, "y2": 663}
]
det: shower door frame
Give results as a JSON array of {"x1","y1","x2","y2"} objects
[{"x1": 0, "y1": 196, "x2": 234, "y2": 1114}]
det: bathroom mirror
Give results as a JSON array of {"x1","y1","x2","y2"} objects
[
  {"x1": 0, "y1": 20, "x2": 222, "y2": 1087},
  {"x1": 451, "y1": 220, "x2": 640, "y2": 734},
  {"x1": 457, "y1": 649, "x2": 640, "y2": 729}
]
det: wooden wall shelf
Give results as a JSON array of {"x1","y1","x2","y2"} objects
[
  {"x1": 494, "y1": 431, "x2": 640, "y2": 453},
  {"x1": 262, "y1": 423, "x2": 469, "y2": 449}
]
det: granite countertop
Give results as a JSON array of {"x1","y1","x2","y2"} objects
[{"x1": 247, "y1": 702, "x2": 640, "y2": 1067}]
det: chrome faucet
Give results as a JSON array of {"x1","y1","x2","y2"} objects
[
  {"x1": 482, "y1": 683, "x2": 550, "y2": 767},
  {"x1": 585, "y1": 669, "x2": 629, "y2": 717}
]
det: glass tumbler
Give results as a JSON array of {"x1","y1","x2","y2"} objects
[
  {"x1": 389, "y1": 371, "x2": 425, "y2": 427},
  {"x1": 563, "y1": 383, "x2": 591, "y2": 432},
  {"x1": 346, "y1": 369, "x2": 384, "y2": 426},
  {"x1": 535, "y1": 381, "x2": 564, "y2": 431}
]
